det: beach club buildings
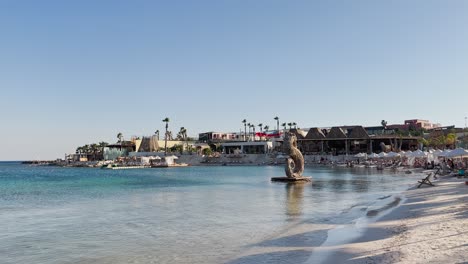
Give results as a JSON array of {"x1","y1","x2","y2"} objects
[
  {"x1": 198, "y1": 131, "x2": 278, "y2": 154},
  {"x1": 290, "y1": 126, "x2": 420, "y2": 155},
  {"x1": 198, "y1": 124, "x2": 422, "y2": 155}
]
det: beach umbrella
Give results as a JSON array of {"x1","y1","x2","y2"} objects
[
  {"x1": 368, "y1": 153, "x2": 379, "y2": 158},
  {"x1": 431, "y1": 149, "x2": 443, "y2": 158},
  {"x1": 386, "y1": 152, "x2": 401, "y2": 158},
  {"x1": 446, "y1": 148, "x2": 468, "y2": 158},
  {"x1": 378, "y1": 152, "x2": 388, "y2": 158},
  {"x1": 398, "y1": 151, "x2": 406, "y2": 155},
  {"x1": 354, "y1": 153, "x2": 367, "y2": 158},
  {"x1": 407, "y1": 150, "x2": 427, "y2": 158},
  {"x1": 438, "y1": 149, "x2": 452, "y2": 157}
]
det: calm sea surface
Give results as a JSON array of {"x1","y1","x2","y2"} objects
[{"x1": 0, "y1": 162, "x2": 419, "y2": 264}]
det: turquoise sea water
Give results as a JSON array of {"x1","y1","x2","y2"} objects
[{"x1": 0, "y1": 162, "x2": 419, "y2": 264}]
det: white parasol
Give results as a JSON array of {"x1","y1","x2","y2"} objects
[
  {"x1": 386, "y1": 151, "x2": 401, "y2": 158},
  {"x1": 354, "y1": 153, "x2": 367, "y2": 158},
  {"x1": 446, "y1": 148, "x2": 468, "y2": 158}
]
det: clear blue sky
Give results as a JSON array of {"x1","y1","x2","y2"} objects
[{"x1": 1, "y1": 0, "x2": 467, "y2": 160}]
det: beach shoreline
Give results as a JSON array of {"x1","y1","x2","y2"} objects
[
  {"x1": 315, "y1": 174, "x2": 468, "y2": 264},
  {"x1": 12, "y1": 159, "x2": 467, "y2": 263}
]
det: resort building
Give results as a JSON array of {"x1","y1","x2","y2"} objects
[
  {"x1": 221, "y1": 141, "x2": 274, "y2": 154},
  {"x1": 199, "y1": 125, "x2": 421, "y2": 156},
  {"x1": 387, "y1": 119, "x2": 441, "y2": 131},
  {"x1": 198, "y1": 132, "x2": 240, "y2": 142},
  {"x1": 104, "y1": 141, "x2": 136, "y2": 160},
  {"x1": 291, "y1": 126, "x2": 420, "y2": 155}
]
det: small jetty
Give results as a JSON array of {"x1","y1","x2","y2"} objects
[
  {"x1": 271, "y1": 177, "x2": 312, "y2": 182},
  {"x1": 102, "y1": 164, "x2": 150, "y2": 170}
]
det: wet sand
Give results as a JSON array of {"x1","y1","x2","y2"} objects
[{"x1": 319, "y1": 176, "x2": 468, "y2": 263}]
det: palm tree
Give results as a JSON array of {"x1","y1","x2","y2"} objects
[
  {"x1": 98, "y1": 141, "x2": 109, "y2": 160},
  {"x1": 82, "y1": 144, "x2": 91, "y2": 159},
  {"x1": 162, "y1": 117, "x2": 170, "y2": 155},
  {"x1": 292, "y1": 122, "x2": 297, "y2": 129},
  {"x1": 154, "y1": 130, "x2": 160, "y2": 140},
  {"x1": 264, "y1": 125, "x2": 269, "y2": 131},
  {"x1": 287, "y1": 122, "x2": 292, "y2": 130},
  {"x1": 381, "y1": 120, "x2": 388, "y2": 135},
  {"x1": 281, "y1": 122, "x2": 287, "y2": 131},
  {"x1": 258, "y1": 123, "x2": 263, "y2": 140},
  {"x1": 381, "y1": 120, "x2": 387, "y2": 128},
  {"x1": 247, "y1": 123, "x2": 251, "y2": 141},
  {"x1": 242, "y1": 119, "x2": 247, "y2": 141},
  {"x1": 179, "y1": 127, "x2": 188, "y2": 152},
  {"x1": 274, "y1": 116, "x2": 279, "y2": 133},
  {"x1": 90, "y1": 143, "x2": 99, "y2": 161},
  {"x1": 252, "y1": 124, "x2": 256, "y2": 141},
  {"x1": 117, "y1": 132, "x2": 123, "y2": 151},
  {"x1": 76, "y1": 146, "x2": 83, "y2": 154}
]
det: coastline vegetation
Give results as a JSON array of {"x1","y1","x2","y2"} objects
[{"x1": 75, "y1": 142, "x2": 109, "y2": 161}]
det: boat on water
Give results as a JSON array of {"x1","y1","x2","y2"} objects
[
  {"x1": 150, "y1": 155, "x2": 189, "y2": 168},
  {"x1": 101, "y1": 164, "x2": 150, "y2": 170}
]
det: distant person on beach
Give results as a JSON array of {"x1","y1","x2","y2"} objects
[{"x1": 447, "y1": 159, "x2": 454, "y2": 169}]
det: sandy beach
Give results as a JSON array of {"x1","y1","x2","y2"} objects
[{"x1": 319, "y1": 175, "x2": 468, "y2": 264}]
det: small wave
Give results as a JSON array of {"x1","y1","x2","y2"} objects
[
  {"x1": 378, "y1": 195, "x2": 392, "y2": 200},
  {"x1": 306, "y1": 194, "x2": 406, "y2": 264},
  {"x1": 366, "y1": 196, "x2": 402, "y2": 217}
]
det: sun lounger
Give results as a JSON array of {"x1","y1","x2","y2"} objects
[
  {"x1": 418, "y1": 173, "x2": 435, "y2": 188},
  {"x1": 432, "y1": 167, "x2": 442, "y2": 179}
]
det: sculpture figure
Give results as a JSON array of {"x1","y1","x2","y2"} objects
[
  {"x1": 283, "y1": 132, "x2": 304, "y2": 178},
  {"x1": 379, "y1": 142, "x2": 391, "y2": 152}
]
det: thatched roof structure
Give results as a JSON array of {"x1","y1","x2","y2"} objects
[
  {"x1": 138, "y1": 136, "x2": 160, "y2": 152},
  {"x1": 305, "y1": 128, "x2": 326, "y2": 139},
  {"x1": 326, "y1": 127, "x2": 347, "y2": 139},
  {"x1": 289, "y1": 128, "x2": 307, "y2": 139},
  {"x1": 348, "y1": 126, "x2": 369, "y2": 139}
]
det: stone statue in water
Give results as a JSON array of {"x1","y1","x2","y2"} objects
[{"x1": 283, "y1": 132, "x2": 304, "y2": 178}]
